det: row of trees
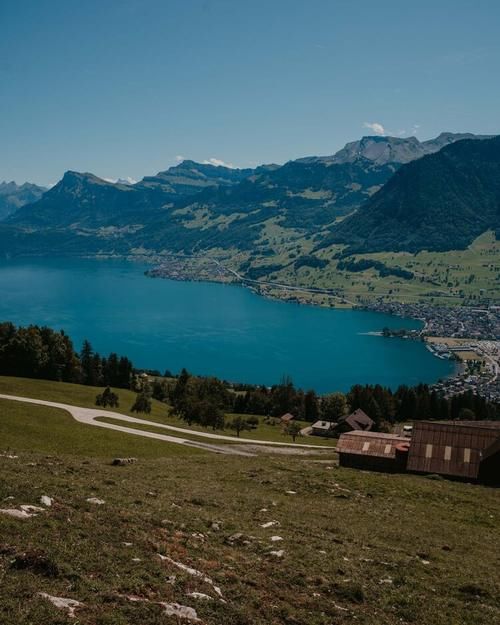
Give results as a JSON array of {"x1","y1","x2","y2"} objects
[
  {"x1": 0, "y1": 322, "x2": 133, "y2": 388},
  {"x1": 2, "y1": 322, "x2": 498, "y2": 428}
]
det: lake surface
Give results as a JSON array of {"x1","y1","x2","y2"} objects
[{"x1": 0, "y1": 258, "x2": 454, "y2": 392}]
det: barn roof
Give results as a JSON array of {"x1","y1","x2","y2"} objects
[
  {"x1": 406, "y1": 421, "x2": 500, "y2": 480},
  {"x1": 312, "y1": 420, "x2": 335, "y2": 430},
  {"x1": 337, "y1": 431, "x2": 408, "y2": 459},
  {"x1": 338, "y1": 408, "x2": 374, "y2": 431}
]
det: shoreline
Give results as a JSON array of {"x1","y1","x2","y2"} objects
[{"x1": 2, "y1": 253, "x2": 497, "y2": 398}]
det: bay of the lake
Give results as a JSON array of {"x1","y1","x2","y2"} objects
[{"x1": 0, "y1": 258, "x2": 454, "y2": 392}]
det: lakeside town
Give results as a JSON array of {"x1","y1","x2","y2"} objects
[{"x1": 367, "y1": 301, "x2": 500, "y2": 402}]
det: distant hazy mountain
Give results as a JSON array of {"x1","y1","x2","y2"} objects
[
  {"x1": 327, "y1": 136, "x2": 500, "y2": 253},
  {"x1": 1, "y1": 132, "x2": 495, "y2": 259},
  {"x1": 0, "y1": 181, "x2": 47, "y2": 220},
  {"x1": 297, "y1": 133, "x2": 491, "y2": 167},
  {"x1": 135, "y1": 160, "x2": 257, "y2": 195}
]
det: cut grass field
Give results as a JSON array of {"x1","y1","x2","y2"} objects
[
  {"x1": 0, "y1": 398, "x2": 201, "y2": 458},
  {"x1": 0, "y1": 376, "x2": 335, "y2": 448},
  {"x1": 1, "y1": 444, "x2": 499, "y2": 624}
]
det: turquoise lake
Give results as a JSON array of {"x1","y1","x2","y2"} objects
[{"x1": 0, "y1": 258, "x2": 454, "y2": 392}]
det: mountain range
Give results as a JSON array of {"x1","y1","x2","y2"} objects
[
  {"x1": 1, "y1": 133, "x2": 498, "y2": 271},
  {"x1": 0, "y1": 181, "x2": 47, "y2": 220}
]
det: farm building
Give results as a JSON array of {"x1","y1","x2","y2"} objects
[
  {"x1": 407, "y1": 421, "x2": 500, "y2": 485},
  {"x1": 311, "y1": 420, "x2": 336, "y2": 437},
  {"x1": 311, "y1": 420, "x2": 337, "y2": 436},
  {"x1": 335, "y1": 408, "x2": 374, "y2": 434},
  {"x1": 280, "y1": 413, "x2": 295, "y2": 424},
  {"x1": 336, "y1": 431, "x2": 410, "y2": 472}
]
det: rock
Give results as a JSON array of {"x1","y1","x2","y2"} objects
[
  {"x1": 270, "y1": 536, "x2": 283, "y2": 542},
  {"x1": 269, "y1": 549, "x2": 284, "y2": 557},
  {"x1": 211, "y1": 521, "x2": 222, "y2": 531},
  {"x1": 0, "y1": 504, "x2": 44, "y2": 519},
  {"x1": 226, "y1": 532, "x2": 244, "y2": 544},
  {"x1": 159, "y1": 602, "x2": 200, "y2": 622},
  {"x1": 38, "y1": 593, "x2": 84, "y2": 618},
  {"x1": 186, "y1": 592, "x2": 212, "y2": 601},
  {"x1": 285, "y1": 490, "x2": 297, "y2": 495},
  {"x1": 40, "y1": 495, "x2": 54, "y2": 507},
  {"x1": 112, "y1": 457, "x2": 137, "y2": 466},
  {"x1": 260, "y1": 521, "x2": 279, "y2": 528},
  {"x1": 158, "y1": 555, "x2": 224, "y2": 598},
  {"x1": 86, "y1": 497, "x2": 105, "y2": 505},
  {"x1": 0, "y1": 509, "x2": 32, "y2": 519},
  {"x1": 20, "y1": 505, "x2": 44, "y2": 513}
]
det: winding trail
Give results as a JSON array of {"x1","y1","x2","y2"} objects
[{"x1": 0, "y1": 394, "x2": 334, "y2": 456}]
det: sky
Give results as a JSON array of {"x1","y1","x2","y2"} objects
[{"x1": 1, "y1": 0, "x2": 500, "y2": 186}]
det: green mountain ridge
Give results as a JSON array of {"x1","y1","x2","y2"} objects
[
  {"x1": 1, "y1": 133, "x2": 497, "y2": 265},
  {"x1": 326, "y1": 135, "x2": 500, "y2": 253}
]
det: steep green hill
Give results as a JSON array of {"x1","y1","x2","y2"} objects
[{"x1": 327, "y1": 136, "x2": 500, "y2": 253}]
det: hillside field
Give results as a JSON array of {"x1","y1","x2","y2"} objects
[{"x1": 0, "y1": 376, "x2": 499, "y2": 624}]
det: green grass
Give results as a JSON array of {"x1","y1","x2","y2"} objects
[
  {"x1": 0, "y1": 398, "x2": 201, "y2": 458},
  {"x1": 0, "y1": 376, "x2": 335, "y2": 447},
  {"x1": 0, "y1": 448, "x2": 498, "y2": 625},
  {"x1": 267, "y1": 231, "x2": 500, "y2": 306},
  {"x1": 95, "y1": 415, "x2": 335, "y2": 448}
]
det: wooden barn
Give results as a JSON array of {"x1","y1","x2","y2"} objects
[
  {"x1": 406, "y1": 421, "x2": 500, "y2": 485},
  {"x1": 335, "y1": 409, "x2": 374, "y2": 434},
  {"x1": 336, "y1": 431, "x2": 410, "y2": 473}
]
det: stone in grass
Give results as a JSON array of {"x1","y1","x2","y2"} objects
[
  {"x1": 112, "y1": 457, "x2": 137, "y2": 466},
  {"x1": 40, "y1": 495, "x2": 54, "y2": 507},
  {"x1": 38, "y1": 593, "x2": 84, "y2": 618},
  {"x1": 160, "y1": 602, "x2": 200, "y2": 621},
  {"x1": 269, "y1": 549, "x2": 285, "y2": 558},
  {"x1": 0, "y1": 505, "x2": 45, "y2": 519},
  {"x1": 86, "y1": 497, "x2": 105, "y2": 505},
  {"x1": 226, "y1": 532, "x2": 244, "y2": 544}
]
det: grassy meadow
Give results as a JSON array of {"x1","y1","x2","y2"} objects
[
  {"x1": 0, "y1": 375, "x2": 499, "y2": 624},
  {"x1": 1, "y1": 441, "x2": 499, "y2": 625},
  {"x1": 0, "y1": 376, "x2": 334, "y2": 447}
]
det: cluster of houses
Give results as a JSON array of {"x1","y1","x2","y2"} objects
[{"x1": 288, "y1": 409, "x2": 500, "y2": 486}]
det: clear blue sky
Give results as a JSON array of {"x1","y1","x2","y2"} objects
[{"x1": 1, "y1": 0, "x2": 499, "y2": 186}]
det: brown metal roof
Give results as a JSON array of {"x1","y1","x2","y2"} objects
[
  {"x1": 406, "y1": 421, "x2": 500, "y2": 480},
  {"x1": 337, "y1": 431, "x2": 408, "y2": 459},
  {"x1": 339, "y1": 408, "x2": 374, "y2": 431}
]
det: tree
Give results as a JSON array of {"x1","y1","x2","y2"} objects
[
  {"x1": 271, "y1": 375, "x2": 297, "y2": 417},
  {"x1": 228, "y1": 415, "x2": 252, "y2": 437},
  {"x1": 458, "y1": 407, "x2": 476, "y2": 421},
  {"x1": 321, "y1": 392, "x2": 348, "y2": 422},
  {"x1": 131, "y1": 390, "x2": 152, "y2": 414},
  {"x1": 80, "y1": 340, "x2": 96, "y2": 385},
  {"x1": 304, "y1": 389, "x2": 319, "y2": 421},
  {"x1": 285, "y1": 421, "x2": 302, "y2": 442},
  {"x1": 95, "y1": 386, "x2": 119, "y2": 408}
]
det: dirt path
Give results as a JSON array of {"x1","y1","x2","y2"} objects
[{"x1": 0, "y1": 394, "x2": 335, "y2": 456}]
